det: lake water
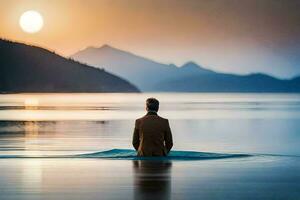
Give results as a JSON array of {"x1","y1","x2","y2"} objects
[{"x1": 0, "y1": 93, "x2": 299, "y2": 199}]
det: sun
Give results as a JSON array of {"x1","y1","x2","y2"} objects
[{"x1": 19, "y1": 10, "x2": 44, "y2": 33}]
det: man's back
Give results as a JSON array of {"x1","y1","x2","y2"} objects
[{"x1": 132, "y1": 111, "x2": 173, "y2": 156}]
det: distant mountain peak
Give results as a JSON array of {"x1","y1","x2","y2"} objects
[
  {"x1": 168, "y1": 64, "x2": 178, "y2": 68},
  {"x1": 96, "y1": 44, "x2": 137, "y2": 56},
  {"x1": 181, "y1": 61, "x2": 200, "y2": 69},
  {"x1": 180, "y1": 61, "x2": 214, "y2": 74},
  {"x1": 79, "y1": 44, "x2": 116, "y2": 54},
  {"x1": 99, "y1": 44, "x2": 114, "y2": 50},
  {"x1": 79, "y1": 46, "x2": 97, "y2": 53}
]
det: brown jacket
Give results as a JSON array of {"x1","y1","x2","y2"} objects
[{"x1": 132, "y1": 111, "x2": 173, "y2": 156}]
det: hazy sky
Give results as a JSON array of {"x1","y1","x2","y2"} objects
[{"x1": 1, "y1": 0, "x2": 300, "y2": 78}]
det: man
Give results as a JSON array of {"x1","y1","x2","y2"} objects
[{"x1": 132, "y1": 98, "x2": 173, "y2": 156}]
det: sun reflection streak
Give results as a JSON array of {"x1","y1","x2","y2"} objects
[
  {"x1": 24, "y1": 121, "x2": 39, "y2": 137},
  {"x1": 24, "y1": 98, "x2": 40, "y2": 109}
]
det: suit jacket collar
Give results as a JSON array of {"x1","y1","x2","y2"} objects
[{"x1": 146, "y1": 111, "x2": 158, "y2": 116}]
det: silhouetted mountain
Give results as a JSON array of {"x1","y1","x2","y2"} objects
[
  {"x1": 72, "y1": 45, "x2": 300, "y2": 92},
  {"x1": 72, "y1": 45, "x2": 217, "y2": 91},
  {"x1": 180, "y1": 61, "x2": 213, "y2": 74},
  {"x1": 72, "y1": 45, "x2": 178, "y2": 90},
  {"x1": 179, "y1": 61, "x2": 215, "y2": 77},
  {"x1": 0, "y1": 39, "x2": 139, "y2": 93},
  {"x1": 156, "y1": 73, "x2": 299, "y2": 92}
]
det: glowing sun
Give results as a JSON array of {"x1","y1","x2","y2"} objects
[{"x1": 19, "y1": 10, "x2": 44, "y2": 33}]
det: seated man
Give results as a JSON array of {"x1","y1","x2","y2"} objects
[{"x1": 132, "y1": 98, "x2": 173, "y2": 156}]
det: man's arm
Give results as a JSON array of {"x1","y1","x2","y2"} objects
[
  {"x1": 164, "y1": 119, "x2": 173, "y2": 153},
  {"x1": 132, "y1": 119, "x2": 140, "y2": 151}
]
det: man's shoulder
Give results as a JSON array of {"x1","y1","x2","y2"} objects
[
  {"x1": 135, "y1": 115, "x2": 146, "y2": 123},
  {"x1": 137, "y1": 115, "x2": 168, "y2": 122},
  {"x1": 135, "y1": 118, "x2": 141, "y2": 124},
  {"x1": 158, "y1": 115, "x2": 169, "y2": 122},
  {"x1": 135, "y1": 116, "x2": 146, "y2": 124}
]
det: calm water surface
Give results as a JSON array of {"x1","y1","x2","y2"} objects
[{"x1": 0, "y1": 93, "x2": 299, "y2": 200}]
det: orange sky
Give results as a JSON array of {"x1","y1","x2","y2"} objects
[{"x1": 1, "y1": 0, "x2": 300, "y2": 78}]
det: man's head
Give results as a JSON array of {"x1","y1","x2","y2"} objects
[{"x1": 146, "y1": 98, "x2": 159, "y2": 112}]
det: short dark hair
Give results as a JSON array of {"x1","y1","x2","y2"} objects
[{"x1": 146, "y1": 98, "x2": 159, "y2": 112}]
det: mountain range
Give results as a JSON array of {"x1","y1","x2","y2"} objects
[
  {"x1": 0, "y1": 39, "x2": 139, "y2": 93},
  {"x1": 1, "y1": 39, "x2": 298, "y2": 93},
  {"x1": 72, "y1": 45, "x2": 300, "y2": 92}
]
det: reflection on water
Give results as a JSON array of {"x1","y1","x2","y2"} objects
[
  {"x1": 1, "y1": 93, "x2": 300, "y2": 121},
  {"x1": 0, "y1": 120, "x2": 128, "y2": 155},
  {"x1": 133, "y1": 160, "x2": 172, "y2": 200},
  {"x1": 0, "y1": 157, "x2": 299, "y2": 200},
  {"x1": 21, "y1": 159, "x2": 42, "y2": 192},
  {"x1": 24, "y1": 121, "x2": 39, "y2": 137}
]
